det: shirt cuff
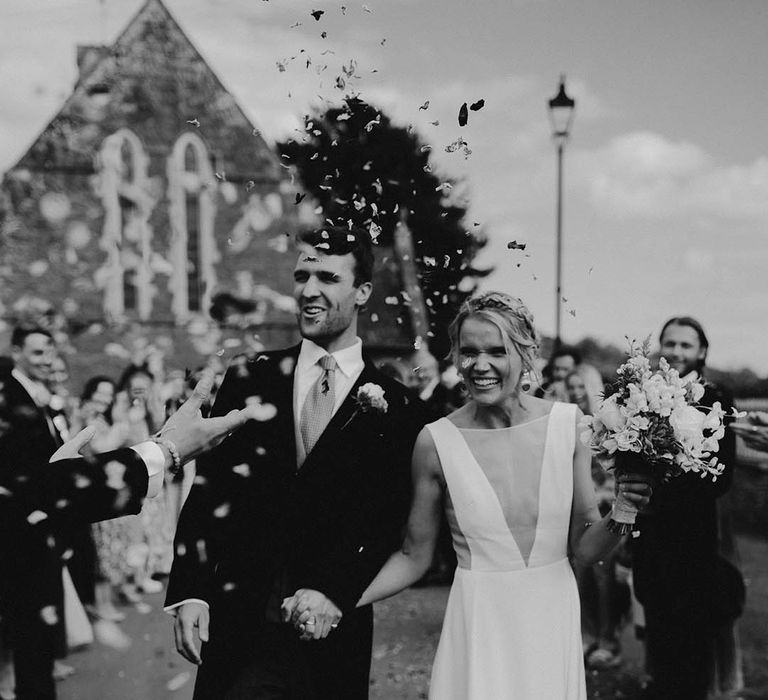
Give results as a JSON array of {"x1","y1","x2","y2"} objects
[
  {"x1": 130, "y1": 441, "x2": 166, "y2": 498},
  {"x1": 164, "y1": 599, "x2": 210, "y2": 616}
]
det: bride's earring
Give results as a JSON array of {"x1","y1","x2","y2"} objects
[{"x1": 520, "y1": 370, "x2": 531, "y2": 392}]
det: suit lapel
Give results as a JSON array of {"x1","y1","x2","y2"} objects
[{"x1": 271, "y1": 347, "x2": 300, "y2": 471}]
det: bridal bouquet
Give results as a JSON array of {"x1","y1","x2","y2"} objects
[{"x1": 579, "y1": 338, "x2": 737, "y2": 534}]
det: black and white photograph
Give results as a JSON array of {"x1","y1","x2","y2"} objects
[{"x1": 1, "y1": 1, "x2": 766, "y2": 698}]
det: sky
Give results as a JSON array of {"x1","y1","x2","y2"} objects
[{"x1": 1, "y1": 0, "x2": 766, "y2": 373}]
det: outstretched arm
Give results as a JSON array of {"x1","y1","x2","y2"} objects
[
  {"x1": 569, "y1": 409, "x2": 651, "y2": 564},
  {"x1": 356, "y1": 426, "x2": 444, "y2": 606}
]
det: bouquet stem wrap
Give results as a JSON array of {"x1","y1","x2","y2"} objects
[{"x1": 608, "y1": 451, "x2": 649, "y2": 535}]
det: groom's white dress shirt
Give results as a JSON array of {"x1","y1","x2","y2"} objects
[
  {"x1": 294, "y1": 337, "x2": 364, "y2": 467},
  {"x1": 165, "y1": 337, "x2": 365, "y2": 615}
]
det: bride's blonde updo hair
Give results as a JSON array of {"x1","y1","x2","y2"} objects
[{"x1": 448, "y1": 291, "x2": 540, "y2": 375}]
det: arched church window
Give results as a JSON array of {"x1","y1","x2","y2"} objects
[
  {"x1": 168, "y1": 132, "x2": 218, "y2": 321},
  {"x1": 97, "y1": 129, "x2": 153, "y2": 321}
]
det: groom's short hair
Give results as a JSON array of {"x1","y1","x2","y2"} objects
[{"x1": 297, "y1": 226, "x2": 374, "y2": 287}]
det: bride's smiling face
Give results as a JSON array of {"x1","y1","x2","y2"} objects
[{"x1": 458, "y1": 315, "x2": 522, "y2": 405}]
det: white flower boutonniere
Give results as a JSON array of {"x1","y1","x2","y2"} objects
[
  {"x1": 342, "y1": 383, "x2": 388, "y2": 429},
  {"x1": 356, "y1": 383, "x2": 388, "y2": 413}
]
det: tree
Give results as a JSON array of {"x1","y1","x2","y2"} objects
[{"x1": 278, "y1": 97, "x2": 489, "y2": 360}]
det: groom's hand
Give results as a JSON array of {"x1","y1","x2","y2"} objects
[
  {"x1": 173, "y1": 602, "x2": 209, "y2": 665},
  {"x1": 283, "y1": 589, "x2": 342, "y2": 641}
]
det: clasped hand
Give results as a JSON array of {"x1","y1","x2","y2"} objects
[{"x1": 281, "y1": 589, "x2": 342, "y2": 641}]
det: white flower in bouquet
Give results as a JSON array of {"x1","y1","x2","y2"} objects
[
  {"x1": 578, "y1": 338, "x2": 742, "y2": 533},
  {"x1": 595, "y1": 395, "x2": 625, "y2": 432}
]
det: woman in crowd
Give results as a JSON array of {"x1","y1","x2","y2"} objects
[
  {"x1": 335, "y1": 291, "x2": 652, "y2": 698},
  {"x1": 108, "y1": 365, "x2": 170, "y2": 599},
  {"x1": 565, "y1": 366, "x2": 629, "y2": 670},
  {"x1": 72, "y1": 376, "x2": 132, "y2": 623}
]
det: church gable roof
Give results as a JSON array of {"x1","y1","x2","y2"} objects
[{"x1": 13, "y1": 0, "x2": 280, "y2": 182}]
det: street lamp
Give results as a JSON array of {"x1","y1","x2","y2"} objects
[{"x1": 547, "y1": 75, "x2": 575, "y2": 350}]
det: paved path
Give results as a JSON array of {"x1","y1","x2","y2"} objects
[{"x1": 55, "y1": 534, "x2": 767, "y2": 699}]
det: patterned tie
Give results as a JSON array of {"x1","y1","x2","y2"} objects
[{"x1": 300, "y1": 354, "x2": 337, "y2": 455}]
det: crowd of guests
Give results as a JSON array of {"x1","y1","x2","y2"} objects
[
  {"x1": 0, "y1": 309, "x2": 751, "y2": 699},
  {"x1": 0, "y1": 329, "x2": 211, "y2": 699}
]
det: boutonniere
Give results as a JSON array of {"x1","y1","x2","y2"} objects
[{"x1": 342, "y1": 383, "x2": 388, "y2": 429}]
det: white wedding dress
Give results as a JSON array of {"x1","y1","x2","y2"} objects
[{"x1": 427, "y1": 402, "x2": 586, "y2": 699}]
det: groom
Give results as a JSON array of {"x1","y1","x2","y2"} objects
[{"x1": 165, "y1": 226, "x2": 426, "y2": 699}]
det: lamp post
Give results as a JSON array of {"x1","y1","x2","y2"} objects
[{"x1": 547, "y1": 75, "x2": 575, "y2": 350}]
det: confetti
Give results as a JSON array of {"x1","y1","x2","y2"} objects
[
  {"x1": 507, "y1": 240, "x2": 527, "y2": 250},
  {"x1": 362, "y1": 4, "x2": 372, "y2": 12},
  {"x1": 295, "y1": 193, "x2": 306, "y2": 204},
  {"x1": 311, "y1": 9, "x2": 325, "y2": 20},
  {"x1": 458, "y1": 102, "x2": 468, "y2": 127},
  {"x1": 568, "y1": 309, "x2": 577, "y2": 317},
  {"x1": 418, "y1": 100, "x2": 430, "y2": 111},
  {"x1": 469, "y1": 99, "x2": 485, "y2": 111},
  {"x1": 186, "y1": 118, "x2": 200, "y2": 128}
]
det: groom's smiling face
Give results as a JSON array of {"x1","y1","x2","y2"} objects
[{"x1": 293, "y1": 243, "x2": 372, "y2": 351}]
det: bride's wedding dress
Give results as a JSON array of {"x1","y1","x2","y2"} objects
[{"x1": 427, "y1": 402, "x2": 586, "y2": 699}]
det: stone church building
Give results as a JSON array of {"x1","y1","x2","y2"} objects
[{"x1": 0, "y1": 0, "x2": 425, "y2": 385}]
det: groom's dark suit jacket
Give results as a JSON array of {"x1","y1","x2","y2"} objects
[{"x1": 166, "y1": 346, "x2": 426, "y2": 698}]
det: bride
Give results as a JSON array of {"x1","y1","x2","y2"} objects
[{"x1": 294, "y1": 292, "x2": 652, "y2": 698}]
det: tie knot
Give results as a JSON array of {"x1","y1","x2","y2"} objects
[{"x1": 319, "y1": 355, "x2": 337, "y2": 372}]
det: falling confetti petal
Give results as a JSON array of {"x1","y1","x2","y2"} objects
[
  {"x1": 469, "y1": 99, "x2": 485, "y2": 111},
  {"x1": 458, "y1": 102, "x2": 468, "y2": 127},
  {"x1": 507, "y1": 240, "x2": 527, "y2": 250},
  {"x1": 362, "y1": 4, "x2": 372, "y2": 12},
  {"x1": 295, "y1": 193, "x2": 306, "y2": 204},
  {"x1": 311, "y1": 9, "x2": 325, "y2": 20},
  {"x1": 186, "y1": 118, "x2": 200, "y2": 128},
  {"x1": 418, "y1": 100, "x2": 430, "y2": 111}
]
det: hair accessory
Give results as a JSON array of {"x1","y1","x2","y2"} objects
[{"x1": 151, "y1": 435, "x2": 182, "y2": 474}]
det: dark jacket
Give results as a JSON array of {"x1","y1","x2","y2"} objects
[
  {"x1": 632, "y1": 382, "x2": 736, "y2": 621},
  {"x1": 166, "y1": 346, "x2": 427, "y2": 697}
]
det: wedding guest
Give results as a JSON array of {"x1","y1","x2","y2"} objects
[
  {"x1": 0, "y1": 369, "x2": 255, "y2": 699},
  {"x1": 632, "y1": 316, "x2": 740, "y2": 700},
  {"x1": 72, "y1": 376, "x2": 129, "y2": 623},
  {"x1": 566, "y1": 367, "x2": 627, "y2": 670},
  {"x1": 536, "y1": 344, "x2": 581, "y2": 402},
  {"x1": 336, "y1": 292, "x2": 652, "y2": 699},
  {"x1": 0, "y1": 326, "x2": 72, "y2": 698},
  {"x1": 112, "y1": 365, "x2": 171, "y2": 597},
  {"x1": 166, "y1": 226, "x2": 427, "y2": 700}
]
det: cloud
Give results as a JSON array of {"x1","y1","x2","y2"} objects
[{"x1": 578, "y1": 131, "x2": 768, "y2": 221}]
